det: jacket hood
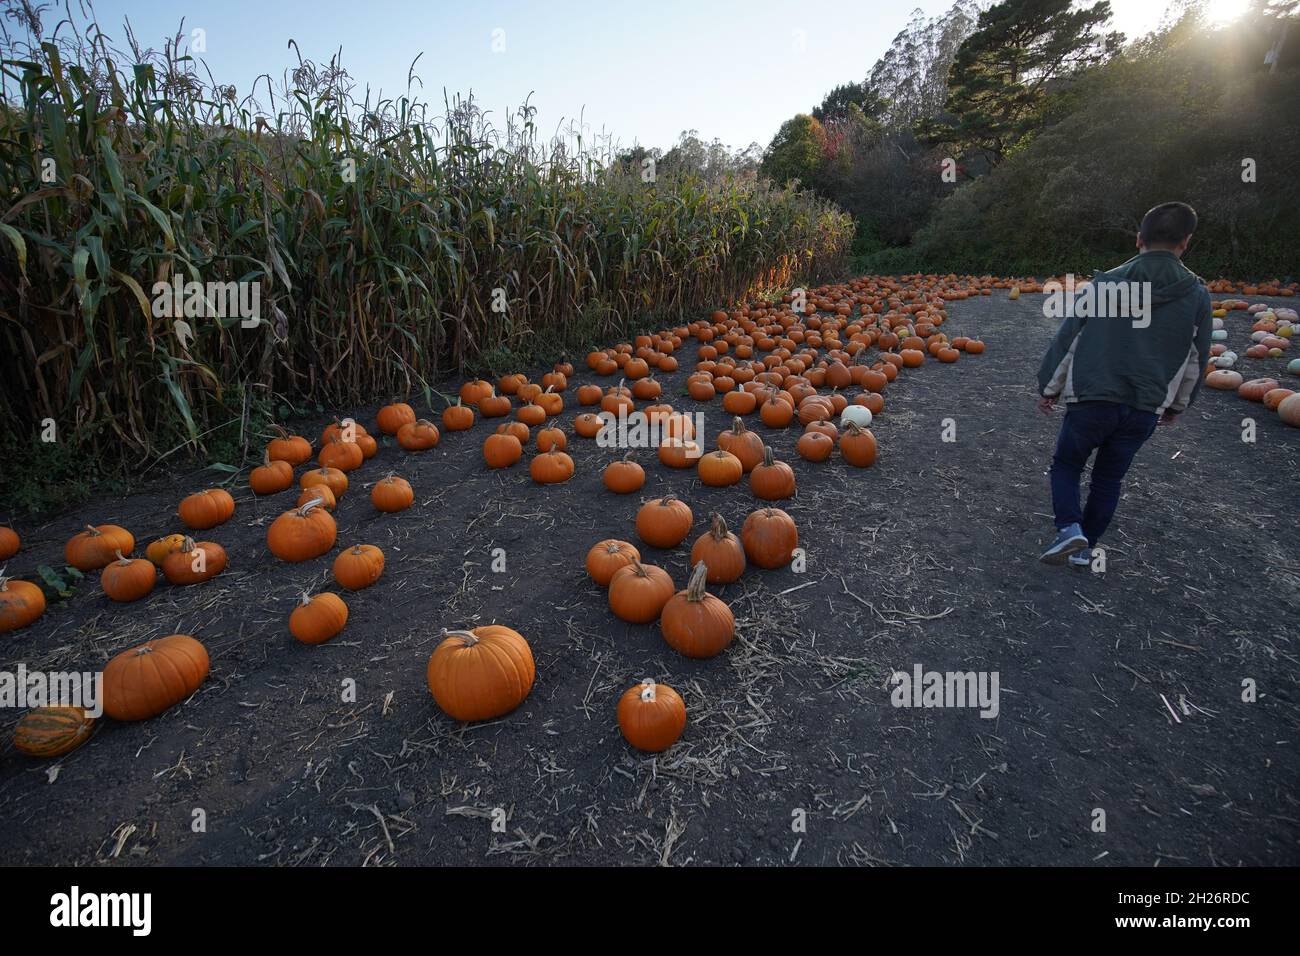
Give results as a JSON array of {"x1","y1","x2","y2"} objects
[{"x1": 1097, "y1": 250, "x2": 1203, "y2": 305}]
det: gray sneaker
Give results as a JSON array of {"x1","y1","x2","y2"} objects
[
  {"x1": 1040, "y1": 523, "x2": 1089, "y2": 565},
  {"x1": 1068, "y1": 548, "x2": 1093, "y2": 569}
]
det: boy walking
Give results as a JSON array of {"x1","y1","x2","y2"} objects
[{"x1": 1037, "y1": 202, "x2": 1213, "y2": 566}]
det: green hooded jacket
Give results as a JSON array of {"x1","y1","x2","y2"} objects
[{"x1": 1037, "y1": 250, "x2": 1213, "y2": 414}]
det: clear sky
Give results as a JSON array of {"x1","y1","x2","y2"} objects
[{"x1": 50, "y1": 0, "x2": 1229, "y2": 152}]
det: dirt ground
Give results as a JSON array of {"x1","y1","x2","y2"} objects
[{"x1": 1, "y1": 286, "x2": 1297, "y2": 867}]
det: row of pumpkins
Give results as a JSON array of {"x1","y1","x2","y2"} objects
[
  {"x1": 1202, "y1": 300, "x2": 1300, "y2": 427},
  {"x1": 1, "y1": 274, "x2": 1003, "y2": 759}
]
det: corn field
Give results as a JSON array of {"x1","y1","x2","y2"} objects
[{"x1": 0, "y1": 15, "x2": 853, "y2": 478}]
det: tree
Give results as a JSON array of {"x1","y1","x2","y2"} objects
[
  {"x1": 812, "y1": 82, "x2": 885, "y2": 123},
  {"x1": 921, "y1": 0, "x2": 1121, "y2": 163},
  {"x1": 869, "y1": 0, "x2": 981, "y2": 129},
  {"x1": 759, "y1": 114, "x2": 827, "y2": 186}
]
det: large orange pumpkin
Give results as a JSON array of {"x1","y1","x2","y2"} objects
[
  {"x1": 178, "y1": 489, "x2": 236, "y2": 530},
  {"x1": 65, "y1": 524, "x2": 135, "y2": 571},
  {"x1": 102, "y1": 635, "x2": 210, "y2": 721},
  {"x1": 267, "y1": 499, "x2": 337, "y2": 562},
  {"x1": 426, "y1": 626, "x2": 535, "y2": 722},
  {"x1": 741, "y1": 508, "x2": 799, "y2": 569}
]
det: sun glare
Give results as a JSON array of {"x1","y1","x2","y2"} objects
[{"x1": 1203, "y1": 0, "x2": 1253, "y2": 26}]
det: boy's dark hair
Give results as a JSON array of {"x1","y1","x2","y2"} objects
[{"x1": 1139, "y1": 202, "x2": 1197, "y2": 247}]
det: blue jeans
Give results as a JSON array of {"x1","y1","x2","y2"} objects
[{"x1": 1049, "y1": 402, "x2": 1158, "y2": 545}]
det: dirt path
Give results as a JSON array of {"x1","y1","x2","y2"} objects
[{"x1": 2, "y1": 288, "x2": 1297, "y2": 866}]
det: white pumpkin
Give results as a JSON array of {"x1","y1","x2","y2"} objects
[
  {"x1": 840, "y1": 405, "x2": 873, "y2": 429},
  {"x1": 1288, "y1": 358, "x2": 1300, "y2": 376},
  {"x1": 1248, "y1": 303, "x2": 1267, "y2": 314},
  {"x1": 1211, "y1": 329, "x2": 1228, "y2": 341},
  {"x1": 1251, "y1": 330, "x2": 1268, "y2": 342},
  {"x1": 1212, "y1": 317, "x2": 1224, "y2": 331},
  {"x1": 1276, "y1": 308, "x2": 1298, "y2": 322}
]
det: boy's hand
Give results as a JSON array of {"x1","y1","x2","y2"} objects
[{"x1": 1037, "y1": 396, "x2": 1057, "y2": 415}]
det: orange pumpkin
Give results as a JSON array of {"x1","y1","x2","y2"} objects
[
  {"x1": 250, "y1": 454, "x2": 294, "y2": 495},
  {"x1": 0, "y1": 574, "x2": 45, "y2": 633},
  {"x1": 427, "y1": 626, "x2": 535, "y2": 722},
  {"x1": 0, "y1": 526, "x2": 19, "y2": 561},
  {"x1": 618, "y1": 681, "x2": 686, "y2": 753},
  {"x1": 741, "y1": 507, "x2": 798, "y2": 569},
  {"x1": 397, "y1": 419, "x2": 440, "y2": 451},
  {"x1": 101, "y1": 551, "x2": 157, "y2": 602},
  {"x1": 636, "y1": 495, "x2": 693, "y2": 548},
  {"x1": 267, "y1": 499, "x2": 337, "y2": 562},
  {"x1": 660, "y1": 562, "x2": 735, "y2": 659},
  {"x1": 750, "y1": 447, "x2": 795, "y2": 500},
  {"x1": 376, "y1": 402, "x2": 417, "y2": 435},
  {"x1": 65, "y1": 524, "x2": 135, "y2": 571},
  {"x1": 689, "y1": 514, "x2": 746, "y2": 584},
  {"x1": 300, "y1": 466, "x2": 348, "y2": 498},
  {"x1": 608, "y1": 560, "x2": 676, "y2": 623},
  {"x1": 586, "y1": 539, "x2": 641, "y2": 587},
  {"x1": 102, "y1": 634, "x2": 210, "y2": 721},
  {"x1": 372, "y1": 474, "x2": 414, "y2": 512},
  {"x1": 483, "y1": 433, "x2": 523, "y2": 468},
  {"x1": 178, "y1": 489, "x2": 235, "y2": 530},
  {"x1": 442, "y1": 399, "x2": 475, "y2": 431},
  {"x1": 333, "y1": 544, "x2": 385, "y2": 590},
  {"x1": 290, "y1": 592, "x2": 349, "y2": 645},
  {"x1": 162, "y1": 538, "x2": 227, "y2": 585}
]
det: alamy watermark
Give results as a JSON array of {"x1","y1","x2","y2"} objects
[
  {"x1": 890, "y1": 664, "x2": 999, "y2": 719},
  {"x1": 0, "y1": 665, "x2": 103, "y2": 717},
  {"x1": 151, "y1": 277, "x2": 261, "y2": 327},
  {"x1": 595, "y1": 408, "x2": 706, "y2": 458},
  {"x1": 1043, "y1": 274, "x2": 1151, "y2": 329}
]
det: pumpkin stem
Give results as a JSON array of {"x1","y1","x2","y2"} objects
[
  {"x1": 639, "y1": 679, "x2": 657, "y2": 703},
  {"x1": 731, "y1": 417, "x2": 746, "y2": 435},
  {"x1": 300, "y1": 591, "x2": 312, "y2": 606},
  {"x1": 298, "y1": 497, "x2": 325, "y2": 515},
  {"x1": 442, "y1": 628, "x2": 480, "y2": 647},
  {"x1": 84, "y1": 524, "x2": 100, "y2": 536},
  {"x1": 660, "y1": 493, "x2": 676, "y2": 506},
  {"x1": 709, "y1": 513, "x2": 729, "y2": 540},
  {"x1": 350, "y1": 545, "x2": 366, "y2": 555},
  {"x1": 685, "y1": 561, "x2": 710, "y2": 601},
  {"x1": 629, "y1": 559, "x2": 650, "y2": 578},
  {"x1": 182, "y1": 536, "x2": 197, "y2": 552},
  {"x1": 762, "y1": 446, "x2": 775, "y2": 467},
  {"x1": 114, "y1": 549, "x2": 130, "y2": 565}
]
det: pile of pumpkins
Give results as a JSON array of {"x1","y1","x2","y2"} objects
[
  {"x1": 1203, "y1": 300, "x2": 1300, "y2": 428},
  {"x1": 2, "y1": 272, "x2": 1006, "y2": 761}
]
